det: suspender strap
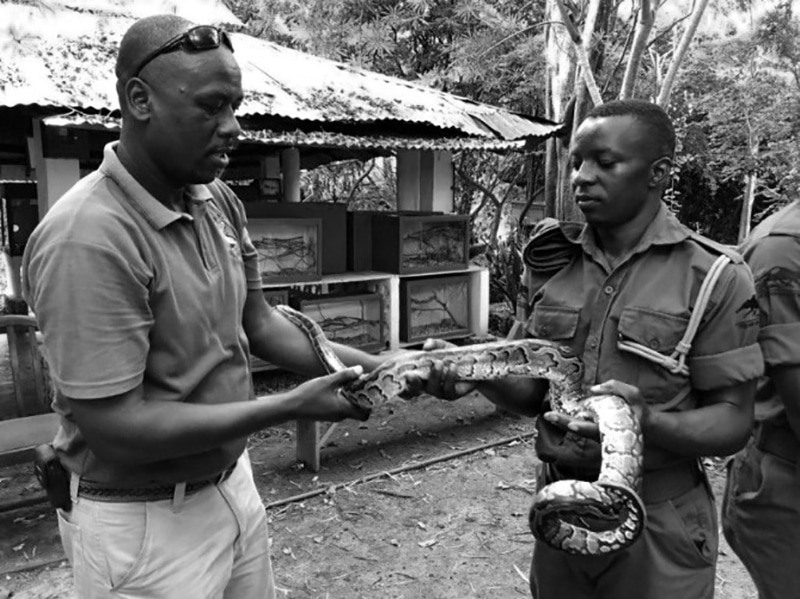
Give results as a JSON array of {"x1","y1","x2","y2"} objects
[{"x1": 617, "y1": 254, "x2": 732, "y2": 377}]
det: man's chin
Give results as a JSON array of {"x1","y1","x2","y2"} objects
[{"x1": 192, "y1": 169, "x2": 222, "y2": 185}]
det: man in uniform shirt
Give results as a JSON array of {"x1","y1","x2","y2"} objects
[
  {"x1": 409, "y1": 99, "x2": 763, "y2": 598},
  {"x1": 722, "y1": 199, "x2": 800, "y2": 599},
  {"x1": 22, "y1": 14, "x2": 381, "y2": 599}
]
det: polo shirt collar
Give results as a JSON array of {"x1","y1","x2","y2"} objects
[{"x1": 99, "y1": 142, "x2": 213, "y2": 230}]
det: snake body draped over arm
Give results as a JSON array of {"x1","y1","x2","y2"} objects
[{"x1": 275, "y1": 305, "x2": 646, "y2": 556}]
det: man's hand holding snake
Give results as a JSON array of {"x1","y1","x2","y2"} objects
[
  {"x1": 544, "y1": 379, "x2": 649, "y2": 442},
  {"x1": 403, "y1": 338, "x2": 479, "y2": 401}
]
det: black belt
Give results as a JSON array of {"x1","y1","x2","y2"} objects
[
  {"x1": 640, "y1": 460, "x2": 703, "y2": 504},
  {"x1": 546, "y1": 459, "x2": 703, "y2": 504},
  {"x1": 78, "y1": 462, "x2": 237, "y2": 503},
  {"x1": 754, "y1": 423, "x2": 799, "y2": 463}
]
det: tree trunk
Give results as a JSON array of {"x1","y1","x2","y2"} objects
[
  {"x1": 620, "y1": 0, "x2": 656, "y2": 99},
  {"x1": 656, "y1": 0, "x2": 711, "y2": 107},
  {"x1": 544, "y1": 0, "x2": 575, "y2": 220},
  {"x1": 738, "y1": 173, "x2": 757, "y2": 243}
]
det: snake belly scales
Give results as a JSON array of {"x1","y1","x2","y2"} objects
[{"x1": 276, "y1": 304, "x2": 645, "y2": 556}]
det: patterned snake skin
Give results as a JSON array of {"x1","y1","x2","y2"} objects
[{"x1": 276, "y1": 305, "x2": 645, "y2": 556}]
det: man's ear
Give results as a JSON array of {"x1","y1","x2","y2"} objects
[
  {"x1": 123, "y1": 78, "x2": 153, "y2": 123},
  {"x1": 649, "y1": 156, "x2": 672, "y2": 188}
]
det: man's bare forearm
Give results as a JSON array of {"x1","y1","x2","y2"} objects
[{"x1": 642, "y1": 385, "x2": 755, "y2": 457}]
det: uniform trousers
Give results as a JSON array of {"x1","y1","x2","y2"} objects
[
  {"x1": 530, "y1": 461, "x2": 718, "y2": 599},
  {"x1": 723, "y1": 436, "x2": 800, "y2": 599}
]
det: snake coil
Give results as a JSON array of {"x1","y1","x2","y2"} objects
[{"x1": 276, "y1": 304, "x2": 645, "y2": 556}]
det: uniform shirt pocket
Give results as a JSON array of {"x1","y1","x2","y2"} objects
[
  {"x1": 617, "y1": 306, "x2": 690, "y2": 405},
  {"x1": 526, "y1": 304, "x2": 581, "y2": 342}
]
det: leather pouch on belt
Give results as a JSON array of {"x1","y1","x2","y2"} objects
[{"x1": 535, "y1": 416, "x2": 602, "y2": 471}]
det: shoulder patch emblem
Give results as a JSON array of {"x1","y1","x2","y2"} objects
[{"x1": 736, "y1": 295, "x2": 765, "y2": 328}]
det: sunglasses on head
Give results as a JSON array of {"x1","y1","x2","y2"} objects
[{"x1": 131, "y1": 25, "x2": 234, "y2": 78}]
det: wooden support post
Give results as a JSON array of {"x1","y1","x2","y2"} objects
[
  {"x1": 469, "y1": 267, "x2": 490, "y2": 337},
  {"x1": 419, "y1": 150, "x2": 453, "y2": 213},
  {"x1": 396, "y1": 150, "x2": 421, "y2": 211},
  {"x1": 280, "y1": 148, "x2": 301, "y2": 203},
  {"x1": 296, "y1": 420, "x2": 320, "y2": 472},
  {"x1": 28, "y1": 118, "x2": 80, "y2": 220},
  {"x1": 388, "y1": 275, "x2": 400, "y2": 349}
]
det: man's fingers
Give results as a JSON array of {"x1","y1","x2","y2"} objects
[
  {"x1": 567, "y1": 420, "x2": 601, "y2": 441},
  {"x1": 422, "y1": 338, "x2": 455, "y2": 351},
  {"x1": 331, "y1": 365, "x2": 364, "y2": 384},
  {"x1": 402, "y1": 371, "x2": 425, "y2": 398}
]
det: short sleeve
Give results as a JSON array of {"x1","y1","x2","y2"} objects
[
  {"x1": 239, "y1": 223, "x2": 262, "y2": 291},
  {"x1": 744, "y1": 235, "x2": 800, "y2": 368},
  {"x1": 23, "y1": 239, "x2": 152, "y2": 399},
  {"x1": 688, "y1": 260, "x2": 765, "y2": 390}
]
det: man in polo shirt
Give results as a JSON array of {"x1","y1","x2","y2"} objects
[
  {"x1": 722, "y1": 199, "x2": 800, "y2": 599},
  {"x1": 22, "y1": 14, "x2": 381, "y2": 599},
  {"x1": 409, "y1": 100, "x2": 763, "y2": 598}
]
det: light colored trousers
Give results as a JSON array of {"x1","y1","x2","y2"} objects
[{"x1": 57, "y1": 451, "x2": 275, "y2": 599}]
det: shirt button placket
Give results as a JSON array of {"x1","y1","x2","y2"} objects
[{"x1": 585, "y1": 278, "x2": 617, "y2": 382}]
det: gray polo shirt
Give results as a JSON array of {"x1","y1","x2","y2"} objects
[{"x1": 22, "y1": 142, "x2": 263, "y2": 486}]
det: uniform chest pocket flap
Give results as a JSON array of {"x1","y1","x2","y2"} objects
[
  {"x1": 617, "y1": 306, "x2": 689, "y2": 355},
  {"x1": 527, "y1": 305, "x2": 580, "y2": 341}
]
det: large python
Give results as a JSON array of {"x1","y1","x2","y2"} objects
[{"x1": 276, "y1": 304, "x2": 645, "y2": 556}]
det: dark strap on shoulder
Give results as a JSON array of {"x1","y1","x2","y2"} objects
[{"x1": 522, "y1": 218, "x2": 583, "y2": 274}]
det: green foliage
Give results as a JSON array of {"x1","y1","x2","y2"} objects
[
  {"x1": 224, "y1": 0, "x2": 548, "y2": 114},
  {"x1": 666, "y1": 5, "x2": 800, "y2": 242}
]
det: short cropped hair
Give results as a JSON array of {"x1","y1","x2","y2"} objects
[{"x1": 585, "y1": 99, "x2": 675, "y2": 159}]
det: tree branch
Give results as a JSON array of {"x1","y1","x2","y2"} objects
[
  {"x1": 555, "y1": 0, "x2": 603, "y2": 106},
  {"x1": 345, "y1": 160, "x2": 376, "y2": 205},
  {"x1": 620, "y1": 0, "x2": 656, "y2": 99},
  {"x1": 455, "y1": 164, "x2": 501, "y2": 218},
  {"x1": 656, "y1": 0, "x2": 710, "y2": 106}
]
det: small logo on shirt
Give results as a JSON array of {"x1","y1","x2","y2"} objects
[{"x1": 209, "y1": 207, "x2": 240, "y2": 257}]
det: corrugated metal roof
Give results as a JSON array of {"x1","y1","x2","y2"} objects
[
  {"x1": 43, "y1": 113, "x2": 537, "y2": 151},
  {"x1": 1, "y1": 0, "x2": 562, "y2": 142}
]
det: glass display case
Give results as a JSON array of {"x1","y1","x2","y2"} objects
[
  {"x1": 400, "y1": 275, "x2": 471, "y2": 343},
  {"x1": 248, "y1": 218, "x2": 322, "y2": 284},
  {"x1": 371, "y1": 213, "x2": 469, "y2": 274},
  {"x1": 296, "y1": 292, "x2": 385, "y2": 353}
]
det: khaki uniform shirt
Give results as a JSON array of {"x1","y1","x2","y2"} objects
[
  {"x1": 22, "y1": 143, "x2": 263, "y2": 486},
  {"x1": 740, "y1": 200, "x2": 800, "y2": 428},
  {"x1": 523, "y1": 203, "x2": 764, "y2": 471}
]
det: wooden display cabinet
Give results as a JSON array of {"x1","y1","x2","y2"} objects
[{"x1": 371, "y1": 213, "x2": 470, "y2": 274}]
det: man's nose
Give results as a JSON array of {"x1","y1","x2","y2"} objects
[
  {"x1": 218, "y1": 105, "x2": 242, "y2": 139},
  {"x1": 571, "y1": 162, "x2": 596, "y2": 188}
]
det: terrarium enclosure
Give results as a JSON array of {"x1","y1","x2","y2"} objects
[
  {"x1": 371, "y1": 213, "x2": 469, "y2": 274},
  {"x1": 247, "y1": 218, "x2": 322, "y2": 284},
  {"x1": 294, "y1": 293, "x2": 385, "y2": 353},
  {"x1": 400, "y1": 275, "x2": 471, "y2": 343},
  {"x1": 246, "y1": 202, "x2": 347, "y2": 274}
]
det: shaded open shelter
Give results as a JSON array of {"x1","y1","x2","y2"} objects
[{"x1": 0, "y1": 0, "x2": 563, "y2": 469}]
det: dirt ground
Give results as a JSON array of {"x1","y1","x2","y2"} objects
[{"x1": 0, "y1": 375, "x2": 757, "y2": 599}]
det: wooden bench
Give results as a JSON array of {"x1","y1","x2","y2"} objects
[{"x1": 0, "y1": 315, "x2": 59, "y2": 468}]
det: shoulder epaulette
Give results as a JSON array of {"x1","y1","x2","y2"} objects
[
  {"x1": 522, "y1": 218, "x2": 583, "y2": 274},
  {"x1": 687, "y1": 232, "x2": 744, "y2": 264}
]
